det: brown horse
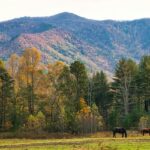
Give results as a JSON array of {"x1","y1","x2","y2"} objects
[
  {"x1": 141, "y1": 128, "x2": 150, "y2": 136},
  {"x1": 113, "y1": 127, "x2": 127, "y2": 138}
]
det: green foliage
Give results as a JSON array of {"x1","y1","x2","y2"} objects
[
  {"x1": 70, "y1": 61, "x2": 88, "y2": 110},
  {"x1": 27, "y1": 112, "x2": 46, "y2": 131},
  {"x1": 27, "y1": 115, "x2": 38, "y2": 130},
  {"x1": 0, "y1": 59, "x2": 14, "y2": 130},
  {"x1": 108, "y1": 110, "x2": 119, "y2": 129},
  {"x1": 138, "y1": 56, "x2": 150, "y2": 100},
  {"x1": 92, "y1": 71, "x2": 112, "y2": 128},
  {"x1": 36, "y1": 111, "x2": 46, "y2": 129},
  {"x1": 111, "y1": 56, "x2": 150, "y2": 129},
  {"x1": 124, "y1": 108, "x2": 142, "y2": 128},
  {"x1": 10, "y1": 110, "x2": 22, "y2": 130},
  {"x1": 1, "y1": 50, "x2": 150, "y2": 133},
  {"x1": 112, "y1": 58, "x2": 138, "y2": 116}
]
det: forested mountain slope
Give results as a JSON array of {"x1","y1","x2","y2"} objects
[{"x1": 0, "y1": 12, "x2": 150, "y2": 73}]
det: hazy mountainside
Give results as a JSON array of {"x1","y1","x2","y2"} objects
[{"x1": 0, "y1": 12, "x2": 150, "y2": 74}]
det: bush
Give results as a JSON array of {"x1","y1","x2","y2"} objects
[
  {"x1": 36, "y1": 111, "x2": 46, "y2": 129},
  {"x1": 26, "y1": 111, "x2": 46, "y2": 131},
  {"x1": 139, "y1": 115, "x2": 150, "y2": 129}
]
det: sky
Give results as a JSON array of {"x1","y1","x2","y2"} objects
[{"x1": 0, "y1": 0, "x2": 150, "y2": 22}]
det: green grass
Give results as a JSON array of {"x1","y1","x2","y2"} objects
[
  {"x1": 1, "y1": 141, "x2": 150, "y2": 150},
  {"x1": 0, "y1": 135, "x2": 149, "y2": 150}
]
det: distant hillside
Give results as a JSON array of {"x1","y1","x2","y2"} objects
[{"x1": 0, "y1": 12, "x2": 150, "y2": 75}]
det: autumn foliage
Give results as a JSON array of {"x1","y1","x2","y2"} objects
[{"x1": 0, "y1": 47, "x2": 150, "y2": 134}]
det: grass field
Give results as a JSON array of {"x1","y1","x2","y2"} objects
[{"x1": 0, "y1": 133, "x2": 149, "y2": 150}]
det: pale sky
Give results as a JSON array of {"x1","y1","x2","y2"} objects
[{"x1": 1, "y1": 0, "x2": 150, "y2": 22}]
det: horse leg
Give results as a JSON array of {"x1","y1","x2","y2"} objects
[
  {"x1": 122, "y1": 133, "x2": 124, "y2": 138},
  {"x1": 125, "y1": 132, "x2": 127, "y2": 138},
  {"x1": 113, "y1": 131, "x2": 116, "y2": 138}
]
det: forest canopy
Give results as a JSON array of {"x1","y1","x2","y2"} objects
[{"x1": 0, "y1": 47, "x2": 150, "y2": 133}]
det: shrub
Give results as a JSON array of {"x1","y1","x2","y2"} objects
[
  {"x1": 36, "y1": 111, "x2": 46, "y2": 129},
  {"x1": 139, "y1": 115, "x2": 150, "y2": 129},
  {"x1": 27, "y1": 111, "x2": 46, "y2": 131}
]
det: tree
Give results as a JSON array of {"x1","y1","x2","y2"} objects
[
  {"x1": 92, "y1": 71, "x2": 112, "y2": 128},
  {"x1": 138, "y1": 56, "x2": 150, "y2": 112},
  {"x1": 91, "y1": 103, "x2": 104, "y2": 132},
  {"x1": 40, "y1": 61, "x2": 66, "y2": 132},
  {"x1": 113, "y1": 58, "x2": 138, "y2": 116},
  {"x1": 58, "y1": 66, "x2": 77, "y2": 132},
  {"x1": 7, "y1": 54, "x2": 20, "y2": 80},
  {"x1": 70, "y1": 61, "x2": 88, "y2": 111},
  {"x1": 75, "y1": 98, "x2": 103, "y2": 133},
  {"x1": 0, "y1": 60, "x2": 14, "y2": 130},
  {"x1": 7, "y1": 54, "x2": 20, "y2": 129},
  {"x1": 20, "y1": 47, "x2": 41, "y2": 114}
]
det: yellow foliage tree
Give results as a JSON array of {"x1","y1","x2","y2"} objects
[{"x1": 19, "y1": 47, "x2": 41, "y2": 114}]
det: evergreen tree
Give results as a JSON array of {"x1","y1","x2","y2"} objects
[
  {"x1": 58, "y1": 66, "x2": 77, "y2": 132},
  {"x1": 0, "y1": 60, "x2": 14, "y2": 130},
  {"x1": 92, "y1": 71, "x2": 112, "y2": 128},
  {"x1": 138, "y1": 56, "x2": 150, "y2": 112},
  {"x1": 112, "y1": 58, "x2": 138, "y2": 124},
  {"x1": 70, "y1": 61, "x2": 88, "y2": 111}
]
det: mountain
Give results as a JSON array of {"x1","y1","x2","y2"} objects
[{"x1": 0, "y1": 12, "x2": 150, "y2": 75}]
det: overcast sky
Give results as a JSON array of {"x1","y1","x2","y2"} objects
[{"x1": 1, "y1": 0, "x2": 150, "y2": 22}]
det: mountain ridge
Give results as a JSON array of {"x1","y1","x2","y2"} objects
[
  {"x1": 0, "y1": 12, "x2": 150, "y2": 75},
  {"x1": 1, "y1": 12, "x2": 150, "y2": 24}
]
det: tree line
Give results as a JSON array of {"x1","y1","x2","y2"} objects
[{"x1": 0, "y1": 47, "x2": 149, "y2": 133}]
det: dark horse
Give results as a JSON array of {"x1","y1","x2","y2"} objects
[
  {"x1": 141, "y1": 128, "x2": 150, "y2": 136},
  {"x1": 113, "y1": 127, "x2": 127, "y2": 138}
]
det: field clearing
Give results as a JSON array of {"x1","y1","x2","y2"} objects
[{"x1": 0, "y1": 135, "x2": 150, "y2": 150}]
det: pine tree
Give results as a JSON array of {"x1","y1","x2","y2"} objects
[
  {"x1": 92, "y1": 71, "x2": 112, "y2": 128},
  {"x1": 113, "y1": 58, "x2": 138, "y2": 116},
  {"x1": 138, "y1": 56, "x2": 150, "y2": 112},
  {"x1": 70, "y1": 61, "x2": 88, "y2": 111},
  {"x1": 0, "y1": 60, "x2": 14, "y2": 129}
]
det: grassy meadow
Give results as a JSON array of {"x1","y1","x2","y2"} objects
[{"x1": 0, "y1": 132, "x2": 149, "y2": 150}]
